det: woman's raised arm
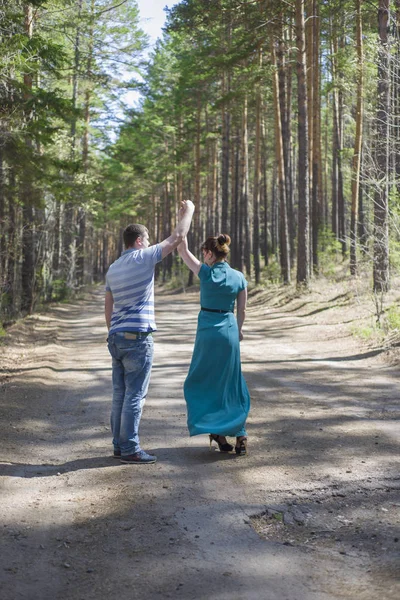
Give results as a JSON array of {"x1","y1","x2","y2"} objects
[{"x1": 177, "y1": 237, "x2": 201, "y2": 276}]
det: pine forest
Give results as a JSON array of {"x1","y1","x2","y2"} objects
[{"x1": 1, "y1": 0, "x2": 399, "y2": 325}]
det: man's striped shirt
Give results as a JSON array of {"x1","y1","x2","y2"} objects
[{"x1": 105, "y1": 245, "x2": 162, "y2": 334}]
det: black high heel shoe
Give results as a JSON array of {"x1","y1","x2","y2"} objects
[
  {"x1": 209, "y1": 434, "x2": 234, "y2": 453},
  {"x1": 235, "y1": 437, "x2": 248, "y2": 457}
]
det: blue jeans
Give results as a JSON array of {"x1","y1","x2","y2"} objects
[{"x1": 107, "y1": 333, "x2": 154, "y2": 455}]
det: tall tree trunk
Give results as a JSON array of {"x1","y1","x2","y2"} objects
[
  {"x1": 395, "y1": 1, "x2": 400, "y2": 193},
  {"x1": 358, "y1": 158, "x2": 368, "y2": 255},
  {"x1": 231, "y1": 127, "x2": 240, "y2": 268},
  {"x1": 337, "y1": 33, "x2": 347, "y2": 256},
  {"x1": 205, "y1": 109, "x2": 213, "y2": 233},
  {"x1": 350, "y1": 0, "x2": 364, "y2": 275},
  {"x1": 331, "y1": 90, "x2": 339, "y2": 239},
  {"x1": 53, "y1": 201, "x2": 62, "y2": 275},
  {"x1": 194, "y1": 97, "x2": 202, "y2": 258},
  {"x1": 77, "y1": 0, "x2": 95, "y2": 287},
  {"x1": 7, "y1": 169, "x2": 17, "y2": 317},
  {"x1": 221, "y1": 71, "x2": 230, "y2": 233},
  {"x1": 311, "y1": 0, "x2": 322, "y2": 272},
  {"x1": 63, "y1": 0, "x2": 83, "y2": 289},
  {"x1": 305, "y1": 0, "x2": 314, "y2": 267},
  {"x1": 253, "y1": 47, "x2": 263, "y2": 284},
  {"x1": 102, "y1": 229, "x2": 108, "y2": 278},
  {"x1": 239, "y1": 95, "x2": 250, "y2": 275},
  {"x1": 163, "y1": 141, "x2": 173, "y2": 281},
  {"x1": 0, "y1": 150, "x2": 6, "y2": 301},
  {"x1": 21, "y1": 3, "x2": 35, "y2": 314},
  {"x1": 373, "y1": 0, "x2": 390, "y2": 293},
  {"x1": 77, "y1": 208, "x2": 86, "y2": 285},
  {"x1": 323, "y1": 95, "x2": 329, "y2": 227},
  {"x1": 330, "y1": 18, "x2": 347, "y2": 255},
  {"x1": 271, "y1": 163, "x2": 278, "y2": 256},
  {"x1": 211, "y1": 137, "x2": 218, "y2": 234},
  {"x1": 21, "y1": 203, "x2": 35, "y2": 314},
  {"x1": 284, "y1": 23, "x2": 295, "y2": 263},
  {"x1": 296, "y1": 0, "x2": 310, "y2": 286},
  {"x1": 272, "y1": 37, "x2": 290, "y2": 283},
  {"x1": 261, "y1": 106, "x2": 269, "y2": 265}
]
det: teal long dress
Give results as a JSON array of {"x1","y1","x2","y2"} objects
[{"x1": 184, "y1": 262, "x2": 250, "y2": 438}]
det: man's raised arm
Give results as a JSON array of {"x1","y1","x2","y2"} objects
[{"x1": 159, "y1": 200, "x2": 195, "y2": 259}]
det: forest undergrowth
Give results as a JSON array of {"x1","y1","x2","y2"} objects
[{"x1": 243, "y1": 270, "x2": 400, "y2": 366}]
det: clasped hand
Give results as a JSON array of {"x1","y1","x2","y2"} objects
[{"x1": 178, "y1": 199, "x2": 195, "y2": 221}]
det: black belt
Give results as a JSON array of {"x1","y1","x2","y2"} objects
[
  {"x1": 114, "y1": 331, "x2": 153, "y2": 339},
  {"x1": 201, "y1": 307, "x2": 233, "y2": 314}
]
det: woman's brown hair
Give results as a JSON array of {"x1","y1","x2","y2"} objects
[{"x1": 201, "y1": 233, "x2": 231, "y2": 260}]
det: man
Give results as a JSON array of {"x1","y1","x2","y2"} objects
[{"x1": 105, "y1": 200, "x2": 195, "y2": 464}]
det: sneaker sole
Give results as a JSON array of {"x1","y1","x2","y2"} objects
[{"x1": 120, "y1": 458, "x2": 156, "y2": 464}]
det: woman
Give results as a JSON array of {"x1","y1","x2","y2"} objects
[{"x1": 178, "y1": 234, "x2": 250, "y2": 456}]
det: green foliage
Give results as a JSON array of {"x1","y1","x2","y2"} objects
[
  {"x1": 51, "y1": 280, "x2": 70, "y2": 302},
  {"x1": 385, "y1": 303, "x2": 400, "y2": 333},
  {"x1": 0, "y1": 291, "x2": 13, "y2": 326},
  {"x1": 350, "y1": 322, "x2": 381, "y2": 342},
  {"x1": 261, "y1": 258, "x2": 282, "y2": 285},
  {"x1": 272, "y1": 512, "x2": 283, "y2": 522},
  {"x1": 389, "y1": 238, "x2": 400, "y2": 274},
  {"x1": 0, "y1": 0, "x2": 150, "y2": 323},
  {"x1": 351, "y1": 302, "x2": 400, "y2": 347},
  {"x1": 389, "y1": 188, "x2": 400, "y2": 273},
  {"x1": 317, "y1": 228, "x2": 342, "y2": 278}
]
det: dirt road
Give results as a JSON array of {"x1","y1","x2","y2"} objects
[{"x1": 0, "y1": 285, "x2": 399, "y2": 600}]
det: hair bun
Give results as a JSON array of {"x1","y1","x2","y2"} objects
[{"x1": 217, "y1": 233, "x2": 231, "y2": 247}]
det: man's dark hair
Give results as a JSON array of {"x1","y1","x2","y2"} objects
[{"x1": 123, "y1": 224, "x2": 148, "y2": 248}]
